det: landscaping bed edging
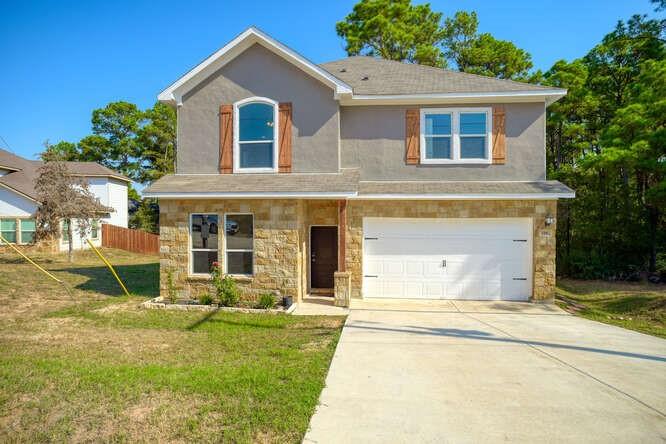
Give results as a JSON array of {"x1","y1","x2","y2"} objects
[{"x1": 142, "y1": 297, "x2": 297, "y2": 314}]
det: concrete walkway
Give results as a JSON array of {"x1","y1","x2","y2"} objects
[{"x1": 305, "y1": 300, "x2": 666, "y2": 443}]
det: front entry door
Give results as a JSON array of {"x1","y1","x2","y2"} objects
[{"x1": 311, "y1": 226, "x2": 338, "y2": 289}]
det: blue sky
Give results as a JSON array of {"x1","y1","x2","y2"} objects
[{"x1": 0, "y1": 0, "x2": 660, "y2": 161}]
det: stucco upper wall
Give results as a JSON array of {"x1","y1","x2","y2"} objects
[
  {"x1": 178, "y1": 44, "x2": 340, "y2": 174},
  {"x1": 340, "y1": 102, "x2": 546, "y2": 181}
]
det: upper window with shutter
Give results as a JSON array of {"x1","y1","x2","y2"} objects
[
  {"x1": 233, "y1": 97, "x2": 279, "y2": 173},
  {"x1": 420, "y1": 107, "x2": 492, "y2": 164}
]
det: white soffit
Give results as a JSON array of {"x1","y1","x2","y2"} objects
[{"x1": 158, "y1": 27, "x2": 353, "y2": 105}]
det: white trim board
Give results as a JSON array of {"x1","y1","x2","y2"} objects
[
  {"x1": 158, "y1": 27, "x2": 353, "y2": 106},
  {"x1": 340, "y1": 90, "x2": 567, "y2": 106},
  {"x1": 144, "y1": 191, "x2": 574, "y2": 200},
  {"x1": 142, "y1": 191, "x2": 357, "y2": 199}
]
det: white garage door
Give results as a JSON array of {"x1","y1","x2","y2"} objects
[{"x1": 362, "y1": 218, "x2": 532, "y2": 301}]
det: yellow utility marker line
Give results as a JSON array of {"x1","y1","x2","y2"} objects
[
  {"x1": 0, "y1": 233, "x2": 63, "y2": 282},
  {"x1": 85, "y1": 238, "x2": 131, "y2": 297},
  {"x1": 0, "y1": 233, "x2": 74, "y2": 297}
]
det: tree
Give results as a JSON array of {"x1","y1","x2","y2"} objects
[
  {"x1": 336, "y1": 0, "x2": 447, "y2": 67},
  {"x1": 336, "y1": 3, "x2": 535, "y2": 79},
  {"x1": 137, "y1": 102, "x2": 176, "y2": 183},
  {"x1": 88, "y1": 101, "x2": 145, "y2": 180},
  {"x1": 442, "y1": 11, "x2": 534, "y2": 79},
  {"x1": 544, "y1": 12, "x2": 666, "y2": 278},
  {"x1": 595, "y1": 59, "x2": 666, "y2": 271},
  {"x1": 35, "y1": 147, "x2": 110, "y2": 262}
]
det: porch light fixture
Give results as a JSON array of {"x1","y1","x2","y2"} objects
[{"x1": 545, "y1": 215, "x2": 555, "y2": 226}]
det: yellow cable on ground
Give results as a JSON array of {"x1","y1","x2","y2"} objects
[
  {"x1": 85, "y1": 238, "x2": 131, "y2": 297},
  {"x1": 0, "y1": 233, "x2": 74, "y2": 297},
  {"x1": 0, "y1": 233, "x2": 64, "y2": 283}
]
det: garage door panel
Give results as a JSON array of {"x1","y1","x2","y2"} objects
[
  {"x1": 362, "y1": 218, "x2": 532, "y2": 301},
  {"x1": 405, "y1": 261, "x2": 424, "y2": 277}
]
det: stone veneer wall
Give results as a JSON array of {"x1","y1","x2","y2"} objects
[
  {"x1": 345, "y1": 200, "x2": 557, "y2": 302},
  {"x1": 159, "y1": 199, "x2": 557, "y2": 303},
  {"x1": 159, "y1": 199, "x2": 304, "y2": 302}
]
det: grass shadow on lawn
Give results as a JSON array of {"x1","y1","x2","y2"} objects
[{"x1": 52, "y1": 263, "x2": 159, "y2": 298}]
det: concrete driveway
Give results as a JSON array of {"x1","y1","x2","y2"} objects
[{"x1": 304, "y1": 300, "x2": 666, "y2": 443}]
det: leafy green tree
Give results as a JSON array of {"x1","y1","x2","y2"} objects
[
  {"x1": 336, "y1": 0, "x2": 447, "y2": 67},
  {"x1": 88, "y1": 101, "x2": 145, "y2": 180},
  {"x1": 137, "y1": 102, "x2": 176, "y2": 183},
  {"x1": 584, "y1": 15, "x2": 665, "y2": 128},
  {"x1": 129, "y1": 198, "x2": 159, "y2": 234},
  {"x1": 594, "y1": 59, "x2": 666, "y2": 271},
  {"x1": 545, "y1": 13, "x2": 665, "y2": 278},
  {"x1": 442, "y1": 11, "x2": 534, "y2": 79}
]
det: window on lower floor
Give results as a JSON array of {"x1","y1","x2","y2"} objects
[
  {"x1": 225, "y1": 214, "x2": 253, "y2": 275},
  {"x1": 62, "y1": 220, "x2": 70, "y2": 242},
  {"x1": 91, "y1": 220, "x2": 99, "y2": 239},
  {"x1": 20, "y1": 219, "x2": 36, "y2": 244},
  {"x1": 190, "y1": 214, "x2": 219, "y2": 274},
  {"x1": 1, "y1": 218, "x2": 17, "y2": 243}
]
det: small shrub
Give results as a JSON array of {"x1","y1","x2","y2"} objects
[
  {"x1": 211, "y1": 263, "x2": 240, "y2": 307},
  {"x1": 198, "y1": 293, "x2": 213, "y2": 305},
  {"x1": 166, "y1": 269, "x2": 177, "y2": 304},
  {"x1": 256, "y1": 292, "x2": 276, "y2": 309}
]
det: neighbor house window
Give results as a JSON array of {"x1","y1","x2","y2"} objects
[
  {"x1": 20, "y1": 219, "x2": 36, "y2": 244},
  {"x1": 91, "y1": 220, "x2": 99, "y2": 239},
  {"x1": 420, "y1": 108, "x2": 491, "y2": 163},
  {"x1": 1, "y1": 218, "x2": 16, "y2": 243},
  {"x1": 190, "y1": 214, "x2": 219, "y2": 275},
  {"x1": 224, "y1": 214, "x2": 253, "y2": 275},
  {"x1": 234, "y1": 98, "x2": 278, "y2": 172},
  {"x1": 62, "y1": 220, "x2": 70, "y2": 242}
]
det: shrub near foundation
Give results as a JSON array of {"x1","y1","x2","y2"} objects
[
  {"x1": 211, "y1": 262, "x2": 240, "y2": 307},
  {"x1": 256, "y1": 292, "x2": 276, "y2": 309}
]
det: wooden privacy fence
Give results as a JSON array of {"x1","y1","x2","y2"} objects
[{"x1": 102, "y1": 224, "x2": 159, "y2": 255}]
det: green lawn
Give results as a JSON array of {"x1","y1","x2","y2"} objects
[
  {"x1": 556, "y1": 278, "x2": 666, "y2": 339},
  {"x1": 0, "y1": 249, "x2": 344, "y2": 443}
]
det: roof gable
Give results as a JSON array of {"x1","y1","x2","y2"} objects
[{"x1": 158, "y1": 27, "x2": 353, "y2": 105}]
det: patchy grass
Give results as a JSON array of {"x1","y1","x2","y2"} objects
[
  {"x1": 556, "y1": 278, "x2": 666, "y2": 339},
  {"x1": 0, "y1": 248, "x2": 344, "y2": 442}
]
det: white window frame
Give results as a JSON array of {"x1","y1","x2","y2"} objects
[
  {"x1": 233, "y1": 97, "x2": 279, "y2": 173},
  {"x1": 0, "y1": 217, "x2": 17, "y2": 244},
  {"x1": 189, "y1": 213, "x2": 219, "y2": 276},
  {"x1": 224, "y1": 213, "x2": 254, "y2": 277},
  {"x1": 420, "y1": 107, "x2": 492, "y2": 164},
  {"x1": 19, "y1": 218, "x2": 36, "y2": 244}
]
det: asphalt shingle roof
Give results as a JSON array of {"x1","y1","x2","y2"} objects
[
  {"x1": 144, "y1": 169, "x2": 360, "y2": 194},
  {"x1": 0, "y1": 148, "x2": 129, "y2": 201},
  {"x1": 357, "y1": 180, "x2": 574, "y2": 196},
  {"x1": 319, "y1": 56, "x2": 560, "y2": 96},
  {"x1": 144, "y1": 169, "x2": 574, "y2": 198}
]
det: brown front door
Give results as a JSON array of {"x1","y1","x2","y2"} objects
[{"x1": 311, "y1": 226, "x2": 338, "y2": 289}]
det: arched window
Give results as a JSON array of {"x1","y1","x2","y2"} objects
[{"x1": 234, "y1": 97, "x2": 278, "y2": 172}]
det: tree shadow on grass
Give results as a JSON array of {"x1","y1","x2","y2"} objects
[{"x1": 52, "y1": 263, "x2": 159, "y2": 298}]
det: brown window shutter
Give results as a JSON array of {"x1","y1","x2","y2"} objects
[
  {"x1": 405, "y1": 109, "x2": 420, "y2": 164},
  {"x1": 219, "y1": 104, "x2": 233, "y2": 173},
  {"x1": 492, "y1": 105, "x2": 506, "y2": 164},
  {"x1": 278, "y1": 102, "x2": 292, "y2": 173}
]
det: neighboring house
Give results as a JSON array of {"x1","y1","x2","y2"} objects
[
  {"x1": 0, "y1": 148, "x2": 130, "y2": 251},
  {"x1": 144, "y1": 27, "x2": 574, "y2": 304}
]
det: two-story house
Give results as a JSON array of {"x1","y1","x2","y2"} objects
[
  {"x1": 145, "y1": 27, "x2": 574, "y2": 305},
  {"x1": 0, "y1": 148, "x2": 129, "y2": 251}
]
